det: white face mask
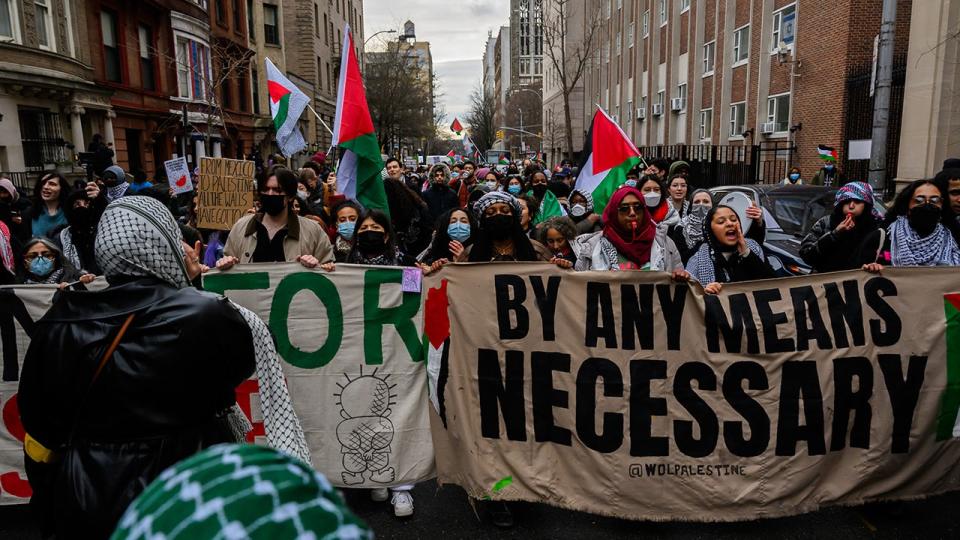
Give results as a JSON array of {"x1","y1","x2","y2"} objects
[
  {"x1": 643, "y1": 192, "x2": 661, "y2": 208},
  {"x1": 570, "y1": 204, "x2": 587, "y2": 217},
  {"x1": 485, "y1": 181, "x2": 498, "y2": 191}
]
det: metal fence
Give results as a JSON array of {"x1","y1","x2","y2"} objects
[
  {"x1": 638, "y1": 142, "x2": 795, "y2": 187},
  {"x1": 0, "y1": 172, "x2": 34, "y2": 193}
]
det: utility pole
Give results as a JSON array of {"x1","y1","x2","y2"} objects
[
  {"x1": 868, "y1": 0, "x2": 897, "y2": 191},
  {"x1": 518, "y1": 108, "x2": 524, "y2": 157}
]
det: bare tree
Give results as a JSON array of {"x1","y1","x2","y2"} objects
[
  {"x1": 466, "y1": 85, "x2": 496, "y2": 153},
  {"x1": 364, "y1": 46, "x2": 436, "y2": 155},
  {"x1": 543, "y1": 0, "x2": 601, "y2": 160}
]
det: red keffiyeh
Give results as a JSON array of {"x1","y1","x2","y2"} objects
[{"x1": 601, "y1": 186, "x2": 657, "y2": 267}]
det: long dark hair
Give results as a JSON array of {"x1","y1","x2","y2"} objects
[
  {"x1": 32, "y1": 172, "x2": 71, "y2": 212},
  {"x1": 347, "y1": 209, "x2": 397, "y2": 263},
  {"x1": 887, "y1": 178, "x2": 960, "y2": 239},
  {"x1": 468, "y1": 207, "x2": 538, "y2": 262},
  {"x1": 426, "y1": 208, "x2": 477, "y2": 263},
  {"x1": 383, "y1": 177, "x2": 425, "y2": 229}
]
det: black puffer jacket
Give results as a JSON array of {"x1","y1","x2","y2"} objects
[
  {"x1": 18, "y1": 277, "x2": 256, "y2": 538},
  {"x1": 799, "y1": 211, "x2": 880, "y2": 273}
]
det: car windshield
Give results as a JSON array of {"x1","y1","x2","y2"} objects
[{"x1": 765, "y1": 189, "x2": 887, "y2": 236}]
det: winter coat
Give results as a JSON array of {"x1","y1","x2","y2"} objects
[{"x1": 799, "y1": 214, "x2": 881, "y2": 272}]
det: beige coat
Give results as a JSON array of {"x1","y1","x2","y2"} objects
[{"x1": 223, "y1": 212, "x2": 334, "y2": 264}]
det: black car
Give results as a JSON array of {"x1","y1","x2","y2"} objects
[{"x1": 708, "y1": 184, "x2": 887, "y2": 276}]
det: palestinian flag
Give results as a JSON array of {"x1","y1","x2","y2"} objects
[
  {"x1": 574, "y1": 108, "x2": 643, "y2": 215},
  {"x1": 937, "y1": 294, "x2": 960, "y2": 440},
  {"x1": 332, "y1": 25, "x2": 389, "y2": 215},
  {"x1": 265, "y1": 58, "x2": 309, "y2": 157},
  {"x1": 450, "y1": 118, "x2": 464, "y2": 135},
  {"x1": 461, "y1": 133, "x2": 477, "y2": 159},
  {"x1": 499, "y1": 155, "x2": 509, "y2": 165},
  {"x1": 817, "y1": 145, "x2": 839, "y2": 162},
  {"x1": 446, "y1": 149, "x2": 456, "y2": 164},
  {"x1": 533, "y1": 188, "x2": 567, "y2": 225}
]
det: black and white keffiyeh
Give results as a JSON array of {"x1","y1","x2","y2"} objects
[
  {"x1": 682, "y1": 202, "x2": 709, "y2": 247},
  {"x1": 686, "y1": 239, "x2": 765, "y2": 284},
  {"x1": 889, "y1": 216, "x2": 960, "y2": 267},
  {"x1": 474, "y1": 191, "x2": 520, "y2": 219},
  {"x1": 93, "y1": 196, "x2": 312, "y2": 463},
  {"x1": 59, "y1": 227, "x2": 83, "y2": 271}
]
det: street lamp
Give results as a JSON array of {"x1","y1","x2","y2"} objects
[{"x1": 364, "y1": 29, "x2": 397, "y2": 46}]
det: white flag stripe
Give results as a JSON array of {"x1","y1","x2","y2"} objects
[{"x1": 339, "y1": 149, "x2": 359, "y2": 201}]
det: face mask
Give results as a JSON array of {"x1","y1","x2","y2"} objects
[
  {"x1": 357, "y1": 230, "x2": 387, "y2": 254},
  {"x1": 570, "y1": 204, "x2": 587, "y2": 217},
  {"x1": 485, "y1": 181, "x2": 498, "y2": 191},
  {"x1": 532, "y1": 184, "x2": 548, "y2": 198},
  {"x1": 507, "y1": 184, "x2": 522, "y2": 195},
  {"x1": 908, "y1": 203, "x2": 941, "y2": 237},
  {"x1": 29, "y1": 256, "x2": 54, "y2": 278},
  {"x1": 296, "y1": 190, "x2": 308, "y2": 200},
  {"x1": 451, "y1": 172, "x2": 460, "y2": 180},
  {"x1": 625, "y1": 179, "x2": 638, "y2": 188},
  {"x1": 447, "y1": 222, "x2": 471, "y2": 242},
  {"x1": 789, "y1": 173, "x2": 801, "y2": 182},
  {"x1": 643, "y1": 192, "x2": 661, "y2": 208},
  {"x1": 485, "y1": 214, "x2": 514, "y2": 240},
  {"x1": 260, "y1": 194, "x2": 287, "y2": 216},
  {"x1": 690, "y1": 204, "x2": 710, "y2": 219},
  {"x1": 337, "y1": 221, "x2": 356, "y2": 241},
  {"x1": 824, "y1": 165, "x2": 835, "y2": 171}
]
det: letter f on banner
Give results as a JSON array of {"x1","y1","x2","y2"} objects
[{"x1": 936, "y1": 294, "x2": 960, "y2": 440}]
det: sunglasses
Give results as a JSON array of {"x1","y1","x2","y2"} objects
[
  {"x1": 618, "y1": 203, "x2": 644, "y2": 214},
  {"x1": 913, "y1": 195, "x2": 943, "y2": 206}
]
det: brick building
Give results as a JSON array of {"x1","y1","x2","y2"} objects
[
  {"x1": 549, "y1": 0, "x2": 912, "y2": 189},
  {"x1": 209, "y1": 0, "x2": 256, "y2": 161}
]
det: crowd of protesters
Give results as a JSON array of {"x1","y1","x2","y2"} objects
[{"x1": 4, "y1": 145, "x2": 960, "y2": 536}]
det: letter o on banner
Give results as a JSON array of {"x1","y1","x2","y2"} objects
[{"x1": 270, "y1": 273, "x2": 344, "y2": 368}]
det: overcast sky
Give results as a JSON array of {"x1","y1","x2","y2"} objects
[{"x1": 363, "y1": 0, "x2": 510, "y2": 136}]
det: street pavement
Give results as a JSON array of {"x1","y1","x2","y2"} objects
[{"x1": 1, "y1": 483, "x2": 957, "y2": 538}]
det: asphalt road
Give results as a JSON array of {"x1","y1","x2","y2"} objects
[{"x1": 2, "y1": 484, "x2": 958, "y2": 538}]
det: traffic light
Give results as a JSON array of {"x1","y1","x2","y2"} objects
[{"x1": 496, "y1": 130, "x2": 505, "y2": 140}]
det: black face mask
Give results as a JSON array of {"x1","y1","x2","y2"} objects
[
  {"x1": 908, "y1": 203, "x2": 941, "y2": 237},
  {"x1": 485, "y1": 214, "x2": 514, "y2": 240},
  {"x1": 0, "y1": 201, "x2": 11, "y2": 224},
  {"x1": 66, "y1": 204, "x2": 91, "y2": 229},
  {"x1": 532, "y1": 184, "x2": 548, "y2": 199},
  {"x1": 260, "y1": 194, "x2": 287, "y2": 216},
  {"x1": 357, "y1": 230, "x2": 387, "y2": 254}
]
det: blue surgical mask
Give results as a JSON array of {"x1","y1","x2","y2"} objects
[
  {"x1": 451, "y1": 172, "x2": 460, "y2": 179},
  {"x1": 789, "y1": 173, "x2": 800, "y2": 181},
  {"x1": 29, "y1": 256, "x2": 54, "y2": 278},
  {"x1": 625, "y1": 179, "x2": 638, "y2": 188},
  {"x1": 337, "y1": 221, "x2": 356, "y2": 241},
  {"x1": 507, "y1": 184, "x2": 522, "y2": 195},
  {"x1": 447, "y1": 222, "x2": 471, "y2": 242},
  {"x1": 824, "y1": 164, "x2": 834, "y2": 171}
]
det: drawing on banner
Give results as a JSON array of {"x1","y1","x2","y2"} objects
[
  {"x1": 335, "y1": 366, "x2": 398, "y2": 485},
  {"x1": 0, "y1": 289, "x2": 35, "y2": 382}
]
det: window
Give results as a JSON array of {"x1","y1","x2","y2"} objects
[
  {"x1": 702, "y1": 41, "x2": 715, "y2": 75},
  {"x1": 63, "y1": 0, "x2": 76, "y2": 57},
  {"x1": 101, "y1": 10, "x2": 122, "y2": 83},
  {"x1": 35, "y1": 0, "x2": 54, "y2": 51},
  {"x1": 656, "y1": 90, "x2": 664, "y2": 108},
  {"x1": 247, "y1": 0, "x2": 255, "y2": 40},
  {"x1": 604, "y1": 0, "x2": 610, "y2": 19},
  {"x1": 251, "y1": 66, "x2": 260, "y2": 114},
  {"x1": 640, "y1": 95, "x2": 647, "y2": 110},
  {"x1": 314, "y1": 4, "x2": 319, "y2": 37},
  {"x1": 175, "y1": 36, "x2": 211, "y2": 100},
  {"x1": 0, "y1": 0, "x2": 20, "y2": 43},
  {"x1": 676, "y1": 83, "x2": 687, "y2": 110},
  {"x1": 681, "y1": 0, "x2": 690, "y2": 12},
  {"x1": 628, "y1": 22, "x2": 634, "y2": 48},
  {"x1": 239, "y1": 69, "x2": 249, "y2": 112},
  {"x1": 215, "y1": 0, "x2": 226, "y2": 23},
  {"x1": 729, "y1": 102, "x2": 746, "y2": 137},
  {"x1": 263, "y1": 4, "x2": 279, "y2": 45},
  {"x1": 18, "y1": 107, "x2": 65, "y2": 170},
  {"x1": 138, "y1": 25, "x2": 156, "y2": 91},
  {"x1": 733, "y1": 25, "x2": 750, "y2": 64},
  {"x1": 615, "y1": 30, "x2": 621, "y2": 56},
  {"x1": 659, "y1": 0, "x2": 667, "y2": 26},
  {"x1": 534, "y1": 57, "x2": 542, "y2": 75},
  {"x1": 323, "y1": 13, "x2": 328, "y2": 44},
  {"x1": 220, "y1": 57, "x2": 232, "y2": 109},
  {"x1": 766, "y1": 93, "x2": 790, "y2": 132},
  {"x1": 772, "y1": 4, "x2": 796, "y2": 50},
  {"x1": 233, "y1": 0, "x2": 242, "y2": 30},
  {"x1": 699, "y1": 109, "x2": 713, "y2": 140},
  {"x1": 642, "y1": 10, "x2": 649, "y2": 37}
]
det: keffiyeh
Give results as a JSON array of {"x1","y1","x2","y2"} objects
[
  {"x1": 686, "y1": 204, "x2": 765, "y2": 284},
  {"x1": 474, "y1": 190, "x2": 520, "y2": 219},
  {"x1": 571, "y1": 189, "x2": 594, "y2": 213},
  {"x1": 835, "y1": 181, "x2": 882, "y2": 219},
  {"x1": 889, "y1": 216, "x2": 960, "y2": 267}
]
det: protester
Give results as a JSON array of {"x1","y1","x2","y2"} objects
[
  {"x1": 87, "y1": 133, "x2": 115, "y2": 175},
  {"x1": 573, "y1": 186, "x2": 685, "y2": 275},
  {"x1": 644, "y1": 158, "x2": 669, "y2": 181},
  {"x1": 345, "y1": 208, "x2": 415, "y2": 268},
  {"x1": 667, "y1": 174, "x2": 689, "y2": 217},
  {"x1": 479, "y1": 167, "x2": 501, "y2": 192},
  {"x1": 113, "y1": 444, "x2": 372, "y2": 539},
  {"x1": 811, "y1": 162, "x2": 841, "y2": 187},
  {"x1": 685, "y1": 205, "x2": 775, "y2": 294},
  {"x1": 864, "y1": 179, "x2": 960, "y2": 271},
  {"x1": 422, "y1": 163, "x2": 459, "y2": 223},
  {"x1": 517, "y1": 193, "x2": 538, "y2": 237},
  {"x1": 569, "y1": 188, "x2": 602, "y2": 234},
  {"x1": 668, "y1": 160, "x2": 690, "y2": 179},
  {"x1": 538, "y1": 216, "x2": 578, "y2": 265},
  {"x1": 30, "y1": 172, "x2": 71, "y2": 239},
  {"x1": 667, "y1": 188, "x2": 712, "y2": 263},
  {"x1": 639, "y1": 175, "x2": 680, "y2": 227},
  {"x1": 782, "y1": 166, "x2": 803, "y2": 185},
  {"x1": 127, "y1": 169, "x2": 153, "y2": 194},
  {"x1": 462, "y1": 192, "x2": 566, "y2": 266},
  {"x1": 217, "y1": 168, "x2": 333, "y2": 270},
  {"x1": 934, "y1": 165, "x2": 960, "y2": 244},
  {"x1": 800, "y1": 181, "x2": 882, "y2": 273},
  {"x1": 419, "y1": 208, "x2": 475, "y2": 272},
  {"x1": 331, "y1": 200, "x2": 361, "y2": 262},
  {"x1": 383, "y1": 177, "x2": 432, "y2": 258},
  {"x1": 18, "y1": 237, "x2": 92, "y2": 287},
  {"x1": 385, "y1": 157, "x2": 404, "y2": 181},
  {"x1": 505, "y1": 175, "x2": 524, "y2": 196},
  {"x1": 101, "y1": 165, "x2": 131, "y2": 202},
  {"x1": 18, "y1": 197, "x2": 258, "y2": 538}
]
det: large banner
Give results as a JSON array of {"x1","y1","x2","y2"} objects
[
  {"x1": 0, "y1": 264, "x2": 433, "y2": 505},
  {"x1": 425, "y1": 265, "x2": 960, "y2": 521}
]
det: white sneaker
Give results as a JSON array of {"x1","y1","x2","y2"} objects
[
  {"x1": 391, "y1": 490, "x2": 414, "y2": 517},
  {"x1": 371, "y1": 488, "x2": 389, "y2": 502}
]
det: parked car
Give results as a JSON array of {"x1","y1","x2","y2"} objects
[{"x1": 708, "y1": 184, "x2": 887, "y2": 276}]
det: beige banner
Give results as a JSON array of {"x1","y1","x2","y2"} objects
[{"x1": 424, "y1": 265, "x2": 960, "y2": 521}]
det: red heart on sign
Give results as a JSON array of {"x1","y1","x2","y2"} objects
[{"x1": 175, "y1": 175, "x2": 187, "y2": 187}]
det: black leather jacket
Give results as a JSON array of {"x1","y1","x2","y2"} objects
[{"x1": 18, "y1": 277, "x2": 256, "y2": 538}]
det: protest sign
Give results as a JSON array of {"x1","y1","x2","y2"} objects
[
  {"x1": 196, "y1": 157, "x2": 255, "y2": 230},
  {"x1": 424, "y1": 265, "x2": 960, "y2": 521},
  {"x1": 164, "y1": 156, "x2": 193, "y2": 195}
]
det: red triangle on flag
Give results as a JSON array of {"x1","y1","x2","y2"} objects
[
  {"x1": 591, "y1": 109, "x2": 640, "y2": 174},
  {"x1": 335, "y1": 30, "x2": 375, "y2": 144},
  {"x1": 267, "y1": 80, "x2": 291, "y2": 104}
]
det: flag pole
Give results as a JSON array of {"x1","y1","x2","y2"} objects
[{"x1": 306, "y1": 103, "x2": 334, "y2": 136}]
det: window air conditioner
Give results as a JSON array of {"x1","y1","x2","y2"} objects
[
  {"x1": 760, "y1": 122, "x2": 777, "y2": 134},
  {"x1": 651, "y1": 103, "x2": 663, "y2": 116},
  {"x1": 670, "y1": 98, "x2": 684, "y2": 111},
  {"x1": 636, "y1": 107, "x2": 646, "y2": 120}
]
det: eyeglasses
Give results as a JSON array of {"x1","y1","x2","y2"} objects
[
  {"x1": 24, "y1": 252, "x2": 55, "y2": 262},
  {"x1": 618, "y1": 203, "x2": 644, "y2": 214},
  {"x1": 913, "y1": 195, "x2": 943, "y2": 206}
]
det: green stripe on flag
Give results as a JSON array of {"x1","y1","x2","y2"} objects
[
  {"x1": 340, "y1": 132, "x2": 390, "y2": 216},
  {"x1": 592, "y1": 155, "x2": 642, "y2": 216},
  {"x1": 273, "y1": 94, "x2": 290, "y2": 132},
  {"x1": 534, "y1": 189, "x2": 565, "y2": 225},
  {"x1": 936, "y1": 297, "x2": 960, "y2": 440}
]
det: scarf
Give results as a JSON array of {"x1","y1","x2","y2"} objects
[
  {"x1": 59, "y1": 227, "x2": 82, "y2": 270},
  {"x1": 682, "y1": 205, "x2": 709, "y2": 247},
  {"x1": 474, "y1": 190, "x2": 520, "y2": 220},
  {"x1": 601, "y1": 186, "x2": 657, "y2": 267},
  {"x1": 889, "y1": 216, "x2": 960, "y2": 267},
  {"x1": 352, "y1": 248, "x2": 401, "y2": 266},
  {"x1": 686, "y1": 204, "x2": 765, "y2": 284},
  {"x1": 94, "y1": 197, "x2": 311, "y2": 462},
  {"x1": 106, "y1": 182, "x2": 130, "y2": 202}
]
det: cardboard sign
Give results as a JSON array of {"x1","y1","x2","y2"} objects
[
  {"x1": 164, "y1": 157, "x2": 193, "y2": 195},
  {"x1": 196, "y1": 157, "x2": 256, "y2": 231}
]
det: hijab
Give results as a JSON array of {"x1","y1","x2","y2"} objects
[
  {"x1": 686, "y1": 205, "x2": 764, "y2": 284},
  {"x1": 601, "y1": 186, "x2": 657, "y2": 267}
]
